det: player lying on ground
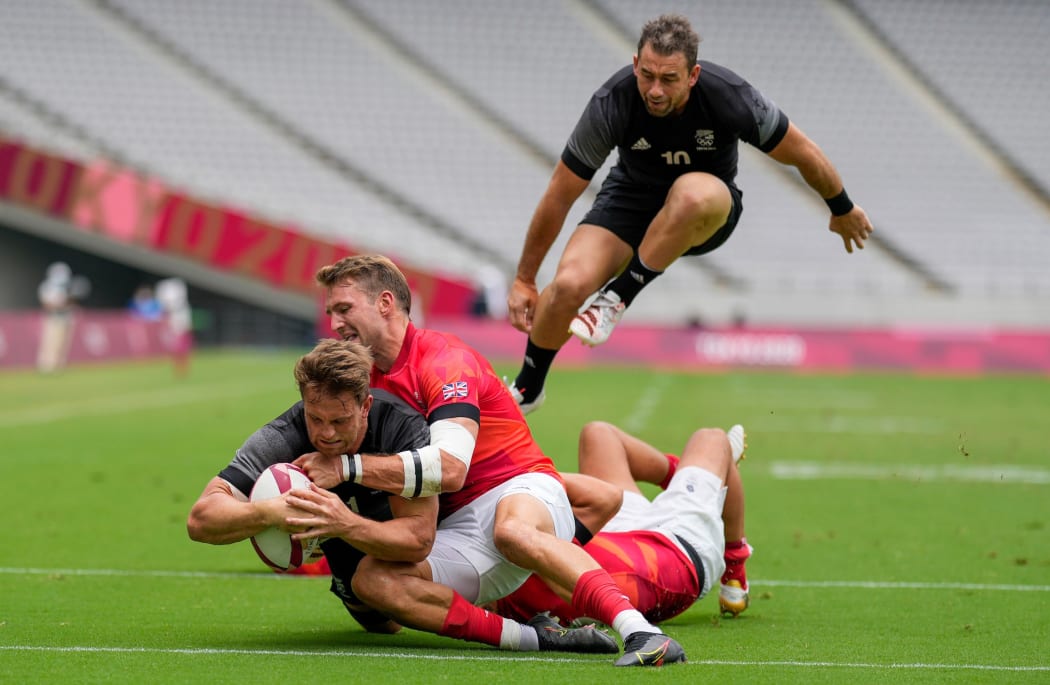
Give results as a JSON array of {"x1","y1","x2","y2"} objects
[
  {"x1": 294, "y1": 254, "x2": 681, "y2": 666},
  {"x1": 186, "y1": 338, "x2": 610, "y2": 652},
  {"x1": 494, "y1": 421, "x2": 752, "y2": 630}
]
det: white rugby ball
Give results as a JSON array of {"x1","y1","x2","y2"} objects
[{"x1": 249, "y1": 463, "x2": 323, "y2": 572}]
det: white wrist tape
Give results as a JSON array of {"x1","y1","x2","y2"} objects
[
  {"x1": 340, "y1": 453, "x2": 363, "y2": 484},
  {"x1": 429, "y1": 419, "x2": 476, "y2": 469},
  {"x1": 399, "y1": 445, "x2": 443, "y2": 498}
]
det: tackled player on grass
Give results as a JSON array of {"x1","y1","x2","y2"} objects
[{"x1": 295, "y1": 254, "x2": 683, "y2": 666}]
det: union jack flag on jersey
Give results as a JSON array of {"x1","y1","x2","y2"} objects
[{"x1": 442, "y1": 381, "x2": 469, "y2": 400}]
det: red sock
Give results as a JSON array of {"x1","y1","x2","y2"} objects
[
  {"x1": 722, "y1": 538, "x2": 751, "y2": 587},
  {"x1": 724, "y1": 538, "x2": 751, "y2": 562},
  {"x1": 571, "y1": 568, "x2": 635, "y2": 626},
  {"x1": 658, "y1": 454, "x2": 680, "y2": 490},
  {"x1": 439, "y1": 591, "x2": 504, "y2": 647}
]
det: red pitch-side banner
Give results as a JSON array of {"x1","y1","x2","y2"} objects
[
  {"x1": 0, "y1": 311, "x2": 177, "y2": 368},
  {"x1": 0, "y1": 136, "x2": 476, "y2": 316},
  {"x1": 430, "y1": 317, "x2": 1050, "y2": 374}
]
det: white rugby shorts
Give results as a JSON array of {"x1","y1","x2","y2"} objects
[{"x1": 426, "y1": 472, "x2": 575, "y2": 605}]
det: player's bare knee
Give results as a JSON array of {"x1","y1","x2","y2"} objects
[
  {"x1": 667, "y1": 175, "x2": 731, "y2": 225},
  {"x1": 548, "y1": 271, "x2": 596, "y2": 309},
  {"x1": 578, "y1": 420, "x2": 616, "y2": 469},
  {"x1": 492, "y1": 517, "x2": 544, "y2": 567},
  {"x1": 579, "y1": 420, "x2": 615, "y2": 444},
  {"x1": 682, "y1": 428, "x2": 731, "y2": 471},
  {"x1": 688, "y1": 426, "x2": 728, "y2": 448}
]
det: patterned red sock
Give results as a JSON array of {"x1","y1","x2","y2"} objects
[
  {"x1": 571, "y1": 568, "x2": 635, "y2": 626},
  {"x1": 657, "y1": 453, "x2": 681, "y2": 490},
  {"x1": 722, "y1": 538, "x2": 751, "y2": 588},
  {"x1": 439, "y1": 591, "x2": 503, "y2": 646}
]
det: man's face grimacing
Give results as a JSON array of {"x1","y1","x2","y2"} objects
[
  {"x1": 633, "y1": 43, "x2": 700, "y2": 117},
  {"x1": 325, "y1": 280, "x2": 383, "y2": 347},
  {"x1": 303, "y1": 389, "x2": 372, "y2": 459}
]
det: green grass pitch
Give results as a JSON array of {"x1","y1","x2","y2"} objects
[{"x1": 1, "y1": 349, "x2": 1047, "y2": 683}]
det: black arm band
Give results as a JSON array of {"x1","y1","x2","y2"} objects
[
  {"x1": 825, "y1": 189, "x2": 854, "y2": 216},
  {"x1": 410, "y1": 449, "x2": 423, "y2": 498}
]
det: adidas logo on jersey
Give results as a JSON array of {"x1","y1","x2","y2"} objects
[{"x1": 631, "y1": 138, "x2": 651, "y2": 151}]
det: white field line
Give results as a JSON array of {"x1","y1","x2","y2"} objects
[
  {"x1": 0, "y1": 645, "x2": 1047, "y2": 672},
  {"x1": 622, "y1": 373, "x2": 672, "y2": 433},
  {"x1": 0, "y1": 378, "x2": 286, "y2": 428},
  {"x1": 3, "y1": 566, "x2": 1046, "y2": 672},
  {"x1": 2, "y1": 566, "x2": 1048, "y2": 592},
  {"x1": 770, "y1": 461, "x2": 1050, "y2": 484},
  {"x1": 755, "y1": 415, "x2": 945, "y2": 434}
]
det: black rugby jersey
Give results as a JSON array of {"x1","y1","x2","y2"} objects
[
  {"x1": 563, "y1": 61, "x2": 789, "y2": 189},
  {"x1": 219, "y1": 388, "x2": 430, "y2": 522}
]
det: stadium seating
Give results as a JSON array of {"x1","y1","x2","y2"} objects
[
  {"x1": 0, "y1": 0, "x2": 1046, "y2": 326},
  {"x1": 850, "y1": 0, "x2": 1050, "y2": 195}
]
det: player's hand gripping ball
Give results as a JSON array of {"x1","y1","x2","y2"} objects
[{"x1": 249, "y1": 463, "x2": 323, "y2": 572}]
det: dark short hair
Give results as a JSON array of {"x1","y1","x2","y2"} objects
[
  {"x1": 638, "y1": 14, "x2": 700, "y2": 66},
  {"x1": 314, "y1": 254, "x2": 412, "y2": 315},
  {"x1": 294, "y1": 338, "x2": 373, "y2": 404}
]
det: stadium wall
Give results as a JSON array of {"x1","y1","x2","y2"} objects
[
  {"x1": 0, "y1": 136, "x2": 478, "y2": 321},
  {"x1": 0, "y1": 310, "x2": 177, "y2": 369},
  {"x1": 428, "y1": 317, "x2": 1050, "y2": 375}
]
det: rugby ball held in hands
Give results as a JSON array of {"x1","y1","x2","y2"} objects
[{"x1": 249, "y1": 463, "x2": 323, "y2": 572}]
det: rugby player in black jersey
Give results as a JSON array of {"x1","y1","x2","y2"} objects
[
  {"x1": 507, "y1": 14, "x2": 873, "y2": 413},
  {"x1": 187, "y1": 338, "x2": 618, "y2": 655}
]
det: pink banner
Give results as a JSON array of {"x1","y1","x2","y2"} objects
[
  {"x1": 0, "y1": 136, "x2": 477, "y2": 317},
  {"x1": 0, "y1": 311, "x2": 178, "y2": 369},
  {"x1": 428, "y1": 318, "x2": 1050, "y2": 374}
]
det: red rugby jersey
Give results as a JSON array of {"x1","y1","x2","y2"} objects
[{"x1": 370, "y1": 323, "x2": 559, "y2": 518}]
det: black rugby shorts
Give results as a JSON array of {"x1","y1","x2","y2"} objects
[{"x1": 580, "y1": 175, "x2": 743, "y2": 256}]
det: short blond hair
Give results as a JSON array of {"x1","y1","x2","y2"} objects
[
  {"x1": 315, "y1": 255, "x2": 412, "y2": 315},
  {"x1": 293, "y1": 338, "x2": 373, "y2": 403}
]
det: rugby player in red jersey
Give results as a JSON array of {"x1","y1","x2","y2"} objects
[
  {"x1": 495, "y1": 422, "x2": 752, "y2": 626},
  {"x1": 294, "y1": 255, "x2": 684, "y2": 666}
]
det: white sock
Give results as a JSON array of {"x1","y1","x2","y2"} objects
[
  {"x1": 611, "y1": 609, "x2": 660, "y2": 640},
  {"x1": 499, "y1": 619, "x2": 539, "y2": 651}
]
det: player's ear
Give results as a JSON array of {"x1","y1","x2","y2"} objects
[
  {"x1": 376, "y1": 290, "x2": 396, "y2": 315},
  {"x1": 689, "y1": 63, "x2": 701, "y2": 86}
]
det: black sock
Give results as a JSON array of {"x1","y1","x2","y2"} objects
[
  {"x1": 514, "y1": 339, "x2": 558, "y2": 402},
  {"x1": 606, "y1": 253, "x2": 663, "y2": 307}
]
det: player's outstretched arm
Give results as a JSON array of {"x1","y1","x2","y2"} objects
[
  {"x1": 766, "y1": 122, "x2": 874, "y2": 253},
  {"x1": 187, "y1": 476, "x2": 286, "y2": 545},
  {"x1": 509, "y1": 160, "x2": 590, "y2": 332}
]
